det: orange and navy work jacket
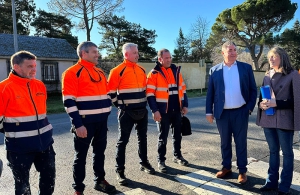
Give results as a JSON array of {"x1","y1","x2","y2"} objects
[
  {"x1": 107, "y1": 59, "x2": 147, "y2": 110},
  {"x1": 0, "y1": 72, "x2": 53, "y2": 153},
  {"x1": 62, "y1": 59, "x2": 111, "y2": 128},
  {"x1": 146, "y1": 62, "x2": 188, "y2": 113}
]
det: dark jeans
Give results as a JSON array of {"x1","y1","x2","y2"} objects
[
  {"x1": 216, "y1": 105, "x2": 249, "y2": 173},
  {"x1": 7, "y1": 145, "x2": 56, "y2": 195},
  {"x1": 264, "y1": 128, "x2": 294, "y2": 193},
  {"x1": 158, "y1": 111, "x2": 182, "y2": 163},
  {"x1": 116, "y1": 109, "x2": 148, "y2": 171},
  {"x1": 72, "y1": 121, "x2": 108, "y2": 192}
]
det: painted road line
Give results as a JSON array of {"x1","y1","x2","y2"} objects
[
  {"x1": 117, "y1": 188, "x2": 145, "y2": 195},
  {"x1": 233, "y1": 157, "x2": 300, "y2": 192},
  {"x1": 175, "y1": 170, "x2": 252, "y2": 195}
]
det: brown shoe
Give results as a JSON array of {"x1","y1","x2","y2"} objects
[
  {"x1": 237, "y1": 173, "x2": 247, "y2": 184},
  {"x1": 215, "y1": 168, "x2": 232, "y2": 178}
]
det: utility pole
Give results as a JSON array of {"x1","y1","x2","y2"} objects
[{"x1": 12, "y1": 0, "x2": 18, "y2": 52}]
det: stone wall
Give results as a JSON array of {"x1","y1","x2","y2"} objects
[{"x1": 138, "y1": 62, "x2": 265, "y2": 90}]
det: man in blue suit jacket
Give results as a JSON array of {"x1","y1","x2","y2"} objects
[{"x1": 206, "y1": 41, "x2": 257, "y2": 184}]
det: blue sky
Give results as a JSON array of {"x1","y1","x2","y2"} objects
[{"x1": 35, "y1": 0, "x2": 300, "y2": 55}]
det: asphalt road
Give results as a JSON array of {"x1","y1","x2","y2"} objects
[{"x1": 0, "y1": 97, "x2": 299, "y2": 195}]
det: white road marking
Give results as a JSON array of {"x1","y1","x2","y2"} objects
[
  {"x1": 233, "y1": 157, "x2": 300, "y2": 192},
  {"x1": 117, "y1": 188, "x2": 145, "y2": 195},
  {"x1": 175, "y1": 170, "x2": 252, "y2": 195}
]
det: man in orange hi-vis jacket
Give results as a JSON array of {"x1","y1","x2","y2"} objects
[
  {"x1": 0, "y1": 51, "x2": 55, "y2": 195},
  {"x1": 108, "y1": 43, "x2": 155, "y2": 186},
  {"x1": 146, "y1": 48, "x2": 189, "y2": 173},
  {"x1": 62, "y1": 41, "x2": 115, "y2": 195}
]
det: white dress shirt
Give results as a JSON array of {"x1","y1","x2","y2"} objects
[{"x1": 223, "y1": 61, "x2": 246, "y2": 109}]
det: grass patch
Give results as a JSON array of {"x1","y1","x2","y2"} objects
[
  {"x1": 186, "y1": 89, "x2": 207, "y2": 98},
  {"x1": 47, "y1": 93, "x2": 65, "y2": 114}
]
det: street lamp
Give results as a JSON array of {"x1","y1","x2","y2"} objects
[{"x1": 12, "y1": 0, "x2": 18, "y2": 52}]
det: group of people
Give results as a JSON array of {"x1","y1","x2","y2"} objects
[
  {"x1": 0, "y1": 40, "x2": 299, "y2": 195},
  {"x1": 206, "y1": 41, "x2": 300, "y2": 195},
  {"x1": 0, "y1": 41, "x2": 189, "y2": 195}
]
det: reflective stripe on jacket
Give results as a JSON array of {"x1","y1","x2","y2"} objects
[
  {"x1": 62, "y1": 59, "x2": 111, "y2": 128},
  {"x1": 107, "y1": 59, "x2": 147, "y2": 110},
  {"x1": 0, "y1": 73, "x2": 53, "y2": 153},
  {"x1": 146, "y1": 62, "x2": 188, "y2": 113}
]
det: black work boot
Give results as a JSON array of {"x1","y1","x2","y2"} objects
[
  {"x1": 94, "y1": 180, "x2": 116, "y2": 193},
  {"x1": 158, "y1": 161, "x2": 167, "y2": 173},
  {"x1": 173, "y1": 156, "x2": 189, "y2": 166},
  {"x1": 116, "y1": 169, "x2": 128, "y2": 185},
  {"x1": 140, "y1": 161, "x2": 155, "y2": 174}
]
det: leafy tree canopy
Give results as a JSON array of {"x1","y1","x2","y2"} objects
[
  {"x1": 98, "y1": 14, "x2": 157, "y2": 60},
  {"x1": 173, "y1": 28, "x2": 190, "y2": 62},
  {"x1": 0, "y1": 0, "x2": 36, "y2": 35},
  {"x1": 207, "y1": 0, "x2": 297, "y2": 70},
  {"x1": 31, "y1": 10, "x2": 78, "y2": 49},
  {"x1": 278, "y1": 20, "x2": 300, "y2": 70}
]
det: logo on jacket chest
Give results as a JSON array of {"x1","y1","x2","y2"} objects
[{"x1": 36, "y1": 92, "x2": 45, "y2": 96}]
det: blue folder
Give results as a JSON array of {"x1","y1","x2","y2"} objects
[{"x1": 260, "y1": 85, "x2": 275, "y2": 115}]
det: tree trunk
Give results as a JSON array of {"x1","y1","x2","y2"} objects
[
  {"x1": 253, "y1": 58, "x2": 259, "y2": 71},
  {"x1": 86, "y1": 29, "x2": 90, "y2": 41},
  {"x1": 248, "y1": 44, "x2": 264, "y2": 70}
]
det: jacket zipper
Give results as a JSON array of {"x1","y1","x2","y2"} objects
[
  {"x1": 133, "y1": 65, "x2": 141, "y2": 103},
  {"x1": 175, "y1": 67, "x2": 182, "y2": 109},
  {"x1": 27, "y1": 82, "x2": 43, "y2": 150},
  {"x1": 158, "y1": 69, "x2": 170, "y2": 113}
]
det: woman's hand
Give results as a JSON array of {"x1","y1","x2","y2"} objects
[{"x1": 260, "y1": 98, "x2": 276, "y2": 110}]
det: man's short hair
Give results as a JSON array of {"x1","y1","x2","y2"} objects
[
  {"x1": 11, "y1": 50, "x2": 36, "y2": 68},
  {"x1": 77, "y1": 41, "x2": 98, "y2": 58},
  {"x1": 122, "y1": 43, "x2": 138, "y2": 57},
  {"x1": 222, "y1": 40, "x2": 236, "y2": 51},
  {"x1": 157, "y1": 48, "x2": 170, "y2": 58}
]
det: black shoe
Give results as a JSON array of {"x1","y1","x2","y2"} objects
[
  {"x1": 158, "y1": 162, "x2": 167, "y2": 173},
  {"x1": 277, "y1": 191, "x2": 289, "y2": 195},
  {"x1": 173, "y1": 156, "x2": 189, "y2": 166},
  {"x1": 140, "y1": 161, "x2": 155, "y2": 174},
  {"x1": 260, "y1": 184, "x2": 277, "y2": 191},
  {"x1": 116, "y1": 170, "x2": 128, "y2": 185},
  {"x1": 94, "y1": 180, "x2": 116, "y2": 193}
]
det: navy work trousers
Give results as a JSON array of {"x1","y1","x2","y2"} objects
[
  {"x1": 115, "y1": 109, "x2": 148, "y2": 171},
  {"x1": 157, "y1": 111, "x2": 182, "y2": 163},
  {"x1": 7, "y1": 145, "x2": 56, "y2": 195},
  {"x1": 72, "y1": 121, "x2": 108, "y2": 192}
]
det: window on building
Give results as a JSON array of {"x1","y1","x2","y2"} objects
[{"x1": 41, "y1": 62, "x2": 59, "y2": 83}]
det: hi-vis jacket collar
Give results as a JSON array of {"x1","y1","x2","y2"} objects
[
  {"x1": 9, "y1": 72, "x2": 34, "y2": 85},
  {"x1": 153, "y1": 61, "x2": 177, "y2": 71},
  {"x1": 123, "y1": 59, "x2": 138, "y2": 67},
  {"x1": 78, "y1": 58, "x2": 96, "y2": 68}
]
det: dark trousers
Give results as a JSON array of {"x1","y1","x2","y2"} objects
[
  {"x1": 264, "y1": 128, "x2": 294, "y2": 193},
  {"x1": 7, "y1": 145, "x2": 56, "y2": 195},
  {"x1": 216, "y1": 105, "x2": 249, "y2": 173},
  {"x1": 158, "y1": 111, "x2": 182, "y2": 163},
  {"x1": 115, "y1": 109, "x2": 148, "y2": 171},
  {"x1": 72, "y1": 121, "x2": 108, "y2": 192}
]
